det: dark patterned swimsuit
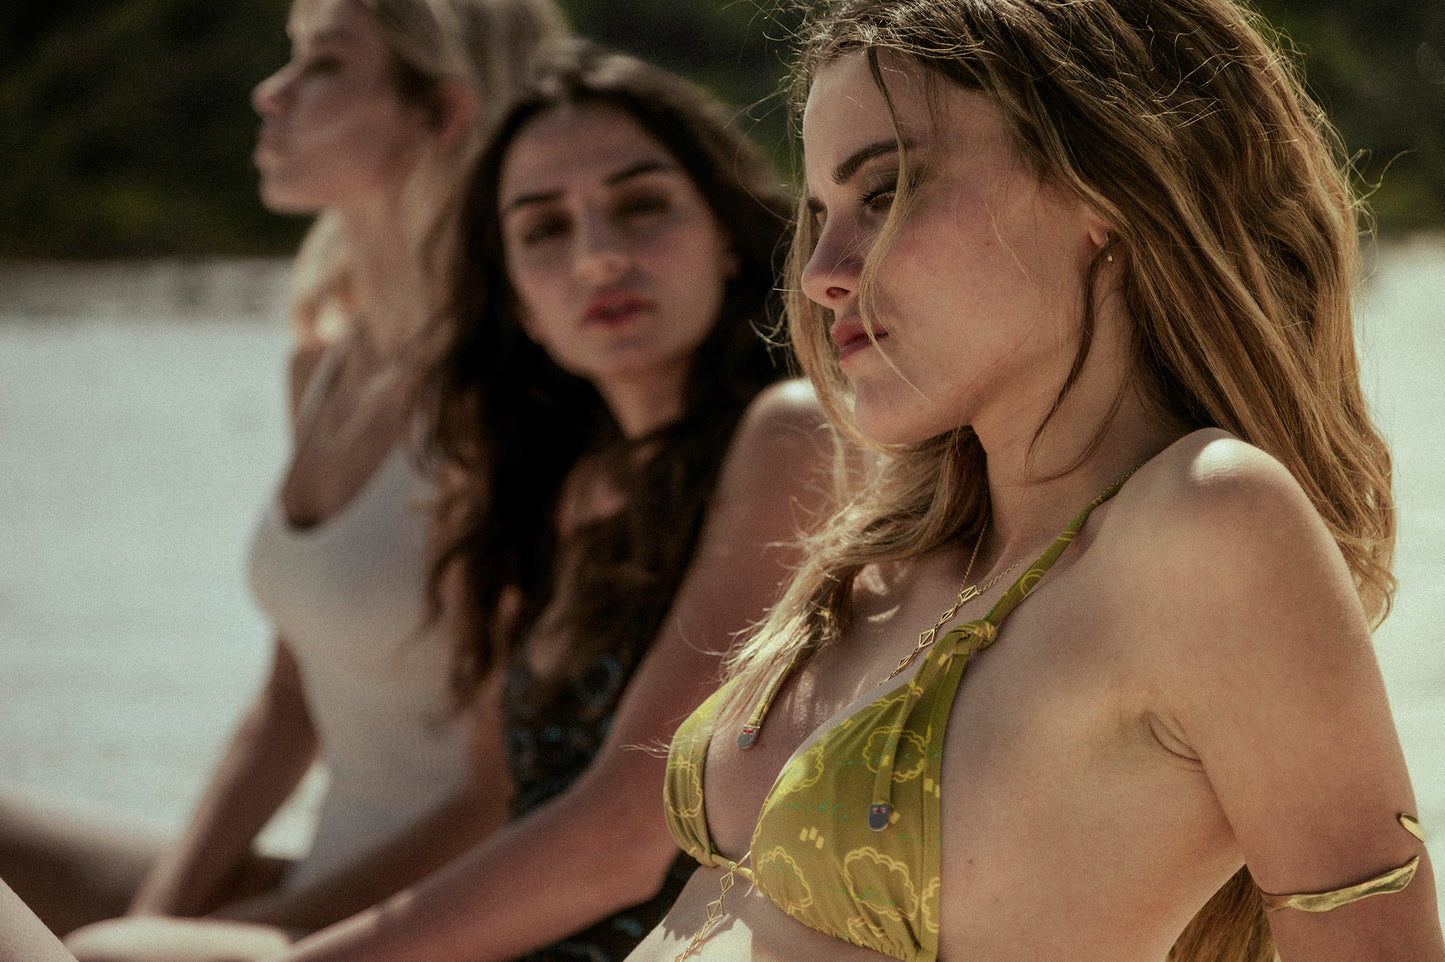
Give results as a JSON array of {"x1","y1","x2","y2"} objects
[{"x1": 503, "y1": 647, "x2": 694, "y2": 962}]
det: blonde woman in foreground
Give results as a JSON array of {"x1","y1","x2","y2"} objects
[{"x1": 626, "y1": 0, "x2": 1445, "y2": 960}]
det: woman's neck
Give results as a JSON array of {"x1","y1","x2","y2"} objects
[
  {"x1": 334, "y1": 194, "x2": 431, "y2": 357},
  {"x1": 595, "y1": 361, "x2": 690, "y2": 440},
  {"x1": 986, "y1": 400, "x2": 1178, "y2": 553},
  {"x1": 970, "y1": 315, "x2": 1186, "y2": 564}
]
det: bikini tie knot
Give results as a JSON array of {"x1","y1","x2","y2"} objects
[{"x1": 941, "y1": 620, "x2": 997, "y2": 657}]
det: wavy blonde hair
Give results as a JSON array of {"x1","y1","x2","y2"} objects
[
  {"x1": 284, "y1": 0, "x2": 570, "y2": 349},
  {"x1": 722, "y1": 1, "x2": 1396, "y2": 959}
]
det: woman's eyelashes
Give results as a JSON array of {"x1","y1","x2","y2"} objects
[
  {"x1": 860, "y1": 177, "x2": 898, "y2": 214},
  {"x1": 806, "y1": 173, "x2": 901, "y2": 243},
  {"x1": 276, "y1": 51, "x2": 342, "y2": 81},
  {"x1": 614, "y1": 190, "x2": 672, "y2": 222},
  {"x1": 516, "y1": 213, "x2": 568, "y2": 247},
  {"x1": 512, "y1": 190, "x2": 676, "y2": 249},
  {"x1": 289, "y1": 37, "x2": 347, "y2": 75}
]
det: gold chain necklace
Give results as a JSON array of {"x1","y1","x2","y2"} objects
[
  {"x1": 672, "y1": 851, "x2": 749, "y2": 961},
  {"x1": 882, "y1": 518, "x2": 1025, "y2": 682}
]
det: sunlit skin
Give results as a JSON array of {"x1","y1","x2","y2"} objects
[
  {"x1": 498, "y1": 103, "x2": 738, "y2": 438},
  {"x1": 623, "y1": 50, "x2": 1438, "y2": 962},
  {"x1": 801, "y1": 55, "x2": 1107, "y2": 454},
  {"x1": 251, "y1": 0, "x2": 434, "y2": 217}
]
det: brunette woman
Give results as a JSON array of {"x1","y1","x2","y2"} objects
[{"x1": 274, "y1": 40, "x2": 846, "y2": 962}]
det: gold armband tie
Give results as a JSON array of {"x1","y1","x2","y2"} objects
[{"x1": 1261, "y1": 813, "x2": 1426, "y2": 913}]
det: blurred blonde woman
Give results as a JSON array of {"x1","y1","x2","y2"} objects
[
  {"x1": 624, "y1": 1, "x2": 1445, "y2": 960},
  {"x1": 0, "y1": 1, "x2": 570, "y2": 959}
]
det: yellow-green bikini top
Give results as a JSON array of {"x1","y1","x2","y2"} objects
[{"x1": 663, "y1": 475, "x2": 1131, "y2": 962}]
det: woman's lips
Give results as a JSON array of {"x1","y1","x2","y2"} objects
[
  {"x1": 583, "y1": 289, "x2": 651, "y2": 327},
  {"x1": 253, "y1": 125, "x2": 286, "y2": 165},
  {"x1": 829, "y1": 316, "x2": 886, "y2": 362}
]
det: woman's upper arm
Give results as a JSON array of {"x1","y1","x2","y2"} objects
[
  {"x1": 458, "y1": 667, "x2": 514, "y2": 808},
  {"x1": 592, "y1": 379, "x2": 841, "y2": 772},
  {"x1": 286, "y1": 345, "x2": 328, "y2": 432},
  {"x1": 263, "y1": 639, "x2": 316, "y2": 732},
  {"x1": 1141, "y1": 440, "x2": 1443, "y2": 959}
]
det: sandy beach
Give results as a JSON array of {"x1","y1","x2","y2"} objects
[{"x1": 0, "y1": 242, "x2": 1442, "y2": 914}]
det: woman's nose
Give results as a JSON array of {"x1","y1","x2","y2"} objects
[
  {"x1": 800, "y1": 218, "x2": 863, "y2": 310},
  {"x1": 252, "y1": 64, "x2": 295, "y2": 117},
  {"x1": 574, "y1": 214, "x2": 630, "y2": 284}
]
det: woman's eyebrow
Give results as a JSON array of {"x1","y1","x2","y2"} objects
[
  {"x1": 831, "y1": 139, "x2": 905, "y2": 184},
  {"x1": 504, "y1": 159, "x2": 680, "y2": 215},
  {"x1": 604, "y1": 159, "x2": 680, "y2": 186},
  {"x1": 803, "y1": 137, "x2": 911, "y2": 213},
  {"x1": 502, "y1": 190, "x2": 561, "y2": 215}
]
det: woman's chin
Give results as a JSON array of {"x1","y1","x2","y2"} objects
[
  {"x1": 256, "y1": 182, "x2": 323, "y2": 217},
  {"x1": 849, "y1": 398, "x2": 955, "y2": 449}
]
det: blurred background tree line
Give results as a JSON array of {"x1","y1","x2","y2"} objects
[{"x1": 1, "y1": 0, "x2": 1441, "y2": 258}]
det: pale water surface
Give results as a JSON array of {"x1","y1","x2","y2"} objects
[
  {"x1": 0, "y1": 259, "x2": 299, "y2": 842},
  {"x1": 0, "y1": 246, "x2": 1442, "y2": 914}
]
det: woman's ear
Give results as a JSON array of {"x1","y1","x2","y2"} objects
[
  {"x1": 1086, "y1": 217, "x2": 1114, "y2": 253},
  {"x1": 1079, "y1": 195, "x2": 1120, "y2": 253},
  {"x1": 431, "y1": 79, "x2": 477, "y2": 151}
]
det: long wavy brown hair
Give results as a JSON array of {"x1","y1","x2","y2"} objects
[
  {"x1": 720, "y1": 1, "x2": 1396, "y2": 959},
  {"x1": 427, "y1": 40, "x2": 794, "y2": 710}
]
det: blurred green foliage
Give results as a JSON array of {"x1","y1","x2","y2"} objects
[
  {"x1": 1, "y1": 0, "x2": 298, "y2": 257},
  {"x1": 1, "y1": 0, "x2": 1440, "y2": 258},
  {"x1": 1254, "y1": 0, "x2": 1445, "y2": 230}
]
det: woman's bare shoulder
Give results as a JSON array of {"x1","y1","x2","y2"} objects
[
  {"x1": 693, "y1": 379, "x2": 845, "y2": 560},
  {"x1": 729, "y1": 379, "x2": 878, "y2": 498},
  {"x1": 1110, "y1": 428, "x2": 1377, "y2": 735},
  {"x1": 735, "y1": 378, "x2": 830, "y2": 441},
  {"x1": 1102, "y1": 427, "x2": 1373, "y2": 685},
  {"x1": 717, "y1": 380, "x2": 834, "y2": 490},
  {"x1": 1116, "y1": 428, "x2": 1329, "y2": 564}
]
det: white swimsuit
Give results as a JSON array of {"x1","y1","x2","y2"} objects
[{"x1": 247, "y1": 347, "x2": 466, "y2": 888}]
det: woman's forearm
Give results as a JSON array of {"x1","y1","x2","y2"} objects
[
  {"x1": 285, "y1": 382, "x2": 841, "y2": 962},
  {"x1": 130, "y1": 642, "x2": 318, "y2": 918},
  {"x1": 213, "y1": 779, "x2": 512, "y2": 934},
  {"x1": 284, "y1": 754, "x2": 679, "y2": 962},
  {"x1": 213, "y1": 670, "x2": 514, "y2": 934}
]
